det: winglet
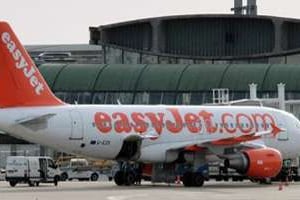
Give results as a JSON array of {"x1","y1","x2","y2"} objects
[{"x1": 0, "y1": 22, "x2": 64, "y2": 107}]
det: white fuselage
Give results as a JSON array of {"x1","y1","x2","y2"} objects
[{"x1": 1, "y1": 105, "x2": 300, "y2": 162}]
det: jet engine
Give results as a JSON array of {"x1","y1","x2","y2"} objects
[{"x1": 224, "y1": 148, "x2": 282, "y2": 178}]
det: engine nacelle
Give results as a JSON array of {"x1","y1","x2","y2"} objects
[{"x1": 224, "y1": 148, "x2": 282, "y2": 178}]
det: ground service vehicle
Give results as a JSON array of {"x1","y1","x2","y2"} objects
[
  {"x1": 1, "y1": 21, "x2": 300, "y2": 187},
  {"x1": 60, "y1": 158, "x2": 99, "y2": 181},
  {"x1": 5, "y1": 156, "x2": 61, "y2": 187}
]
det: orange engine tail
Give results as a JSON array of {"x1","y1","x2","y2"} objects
[{"x1": 0, "y1": 22, "x2": 64, "y2": 107}]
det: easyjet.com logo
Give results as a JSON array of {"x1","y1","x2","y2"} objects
[{"x1": 1, "y1": 32, "x2": 44, "y2": 95}]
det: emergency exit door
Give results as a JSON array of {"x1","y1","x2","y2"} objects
[{"x1": 69, "y1": 111, "x2": 84, "y2": 140}]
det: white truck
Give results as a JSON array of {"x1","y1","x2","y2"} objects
[
  {"x1": 5, "y1": 156, "x2": 61, "y2": 187},
  {"x1": 60, "y1": 158, "x2": 99, "y2": 181}
]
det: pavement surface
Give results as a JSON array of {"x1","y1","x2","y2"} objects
[{"x1": 0, "y1": 180, "x2": 299, "y2": 200}]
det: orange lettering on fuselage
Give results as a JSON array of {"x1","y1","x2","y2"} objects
[
  {"x1": 131, "y1": 112, "x2": 148, "y2": 133},
  {"x1": 184, "y1": 113, "x2": 201, "y2": 133},
  {"x1": 166, "y1": 108, "x2": 183, "y2": 133},
  {"x1": 221, "y1": 113, "x2": 236, "y2": 134},
  {"x1": 145, "y1": 112, "x2": 164, "y2": 135},
  {"x1": 93, "y1": 108, "x2": 276, "y2": 137},
  {"x1": 94, "y1": 112, "x2": 112, "y2": 133},
  {"x1": 112, "y1": 112, "x2": 131, "y2": 133},
  {"x1": 236, "y1": 113, "x2": 254, "y2": 134},
  {"x1": 198, "y1": 110, "x2": 217, "y2": 134},
  {"x1": 251, "y1": 113, "x2": 275, "y2": 131}
]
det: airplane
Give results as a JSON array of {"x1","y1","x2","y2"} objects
[{"x1": 1, "y1": 21, "x2": 300, "y2": 187}]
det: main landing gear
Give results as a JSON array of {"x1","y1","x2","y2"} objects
[
  {"x1": 182, "y1": 172, "x2": 205, "y2": 187},
  {"x1": 114, "y1": 171, "x2": 136, "y2": 186},
  {"x1": 114, "y1": 162, "x2": 140, "y2": 186}
]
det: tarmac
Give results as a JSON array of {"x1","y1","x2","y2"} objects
[{"x1": 0, "y1": 180, "x2": 299, "y2": 200}]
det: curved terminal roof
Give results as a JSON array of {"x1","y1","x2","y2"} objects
[
  {"x1": 39, "y1": 64, "x2": 67, "y2": 88},
  {"x1": 136, "y1": 64, "x2": 187, "y2": 91},
  {"x1": 178, "y1": 64, "x2": 228, "y2": 91},
  {"x1": 52, "y1": 64, "x2": 106, "y2": 92},
  {"x1": 94, "y1": 64, "x2": 146, "y2": 91},
  {"x1": 263, "y1": 64, "x2": 300, "y2": 91},
  {"x1": 221, "y1": 64, "x2": 271, "y2": 91},
  {"x1": 39, "y1": 64, "x2": 300, "y2": 92}
]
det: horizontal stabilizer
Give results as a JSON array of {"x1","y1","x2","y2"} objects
[{"x1": 16, "y1": 113, "x2": 56, "y2": 131}]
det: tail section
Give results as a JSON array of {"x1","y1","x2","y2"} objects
[{"x1": 0, "y1": 22, "x2": 64, "y2": 107}]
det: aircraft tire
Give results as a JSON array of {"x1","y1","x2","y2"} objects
[
  {"x1": 124, "y1": 172, "x2": 135, "y2": 186},
  {"x1": 90, "y1": 173, "x2": 99, "y2": 181},
  {"x1": 28, "y1": 181, "x2": 35, "y2": 187},
  {"x1": 9, "y1": 181, "x2": 17, "y2": 187},
  {"x1": 193, "y1": 173, "x2": 204, "y2": 187},
  {"x1": 60, "y1": 173, "x2": 68, "y2": 181},
  {"x1": 114, "y1": 171, "x2": 125, "y2": 186},
  {"x1": 182, "y1": 172, "x2": 193, "y2": 187}
]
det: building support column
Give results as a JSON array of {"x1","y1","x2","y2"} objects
[
  {"x1": 273, "y1": 19, "x2": 284, "y2": 54},
  {"x1": 151, "y1": 19, "x2": 165, "y2": 54}
]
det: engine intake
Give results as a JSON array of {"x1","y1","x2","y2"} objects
[{"x1": 224, "y1": 148, "x2": 282, "y2": 178}]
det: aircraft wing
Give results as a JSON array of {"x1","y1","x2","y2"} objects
[
  {"x1": 161, "y1": 123, "x2": 284, "y2": 155},
  {"x1": 207, "y1": 123, "x2": 283, "y2": 146}
]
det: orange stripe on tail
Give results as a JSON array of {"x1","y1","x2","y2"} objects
[{"x1": 0, "y1": 22, "x2": 64, "y2": 107}]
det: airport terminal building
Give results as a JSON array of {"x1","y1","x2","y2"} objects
[
  {"x1": 2, "y1": 2, "x2": 300, "y2": 167},
  {"x1": 90, "y1": 14, "x2": 300, "y2": 65}
]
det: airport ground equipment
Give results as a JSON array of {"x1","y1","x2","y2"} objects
[{"x1": 5, "y1": 156, "x2": 61, "y2": 187}]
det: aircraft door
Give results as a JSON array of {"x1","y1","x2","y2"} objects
[{"x1": 69, "y1": 110, "x2": 84, "y2": 140}]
